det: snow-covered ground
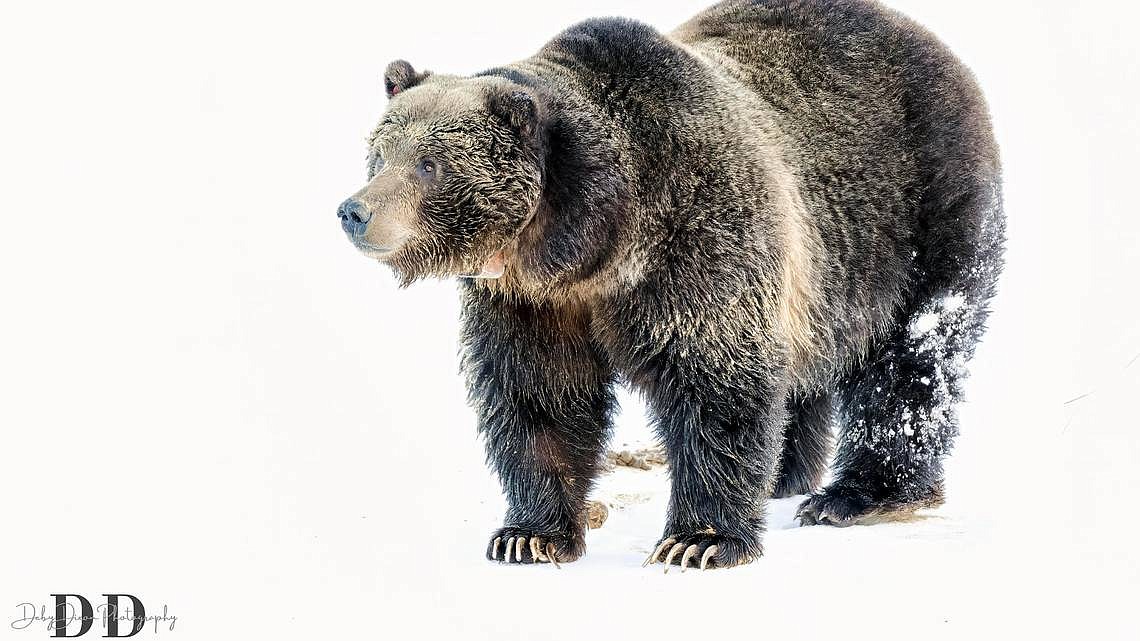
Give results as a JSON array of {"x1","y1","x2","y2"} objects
[{"x1": 1, "y1": 1, "x2": 1137, "y2": 639}]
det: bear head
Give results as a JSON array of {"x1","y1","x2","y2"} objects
[{"x1": 337, "y1": 60, "x2": 546, "y2": 286}]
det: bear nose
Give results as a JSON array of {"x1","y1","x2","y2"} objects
[{"x1": 337, "y1": 198, "x2": 371, "y2": 236}]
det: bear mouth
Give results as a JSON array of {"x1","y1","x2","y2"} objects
[{"x1": 353, "y1": 239, "x2": 398, "y2": 260}]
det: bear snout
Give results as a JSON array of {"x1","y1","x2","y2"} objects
[
  {"x1": 337, "y1": 196, "x2": 411, "y2": 258},
  {"x1": 337, "y1": 197, "x2": 372, "y2": 238}
]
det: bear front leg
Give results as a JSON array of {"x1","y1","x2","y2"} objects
[
  {"x1": 641, "y1": 353, "x2": 790, "y2": 571},
  {"x1": 460, "y1": 283, "x2": 616, "y2": 565}
]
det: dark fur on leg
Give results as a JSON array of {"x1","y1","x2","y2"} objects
[
  {"x1": 651, "y1": 378, "x2": 787, "y2": 568},
  {"x1": 772, "y1": 393, "x2": 834, "y2": 498},
  {"x1": 801, "y1": 192, "x2": 1002, "y2": 526},
  {"x1": 461, "y1": 283, "x2": 617, "y2": 563},
  {"x1": 604, "y1": 274, "x2": 792, "y2": 569},
  {"x1": 799, "y1": 279, "x2": 994, "y2": 526}
]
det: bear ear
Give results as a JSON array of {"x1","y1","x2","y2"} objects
[
  {"x1": 488, "y1": 88, "x2": 542, "y2": 138},
  {"x1": 384, "y1": 60, "x2": 430, "y2": 98}
]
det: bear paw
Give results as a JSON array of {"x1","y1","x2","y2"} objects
[
  {"x1": 795, "y1": 486, "x2": 873, "y2": 526},
  {"x1": 485, "y1": 527, "x2": 582, "y2": 567},
  {"x1": 796, "y1": 483, "x2": 944, "y2": 527},
  {"x1": 643, "y1": 530, "x2": 759, "y2": 572}
]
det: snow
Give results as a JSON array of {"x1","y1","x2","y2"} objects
[
  {"x1": 1, "y1": 1, "x2": 1137, "y2": 640},
  {"x1": 942, "y1": 293, "x2": 966, "y2": 313},
  {"x1": 910, "y1": 312, "x2": 942, "y2": 338}
]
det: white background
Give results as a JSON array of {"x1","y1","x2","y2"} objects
[{"x1": 1, "y1": 1, "x2": 1137, "y2": 639}]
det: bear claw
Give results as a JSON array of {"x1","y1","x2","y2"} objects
[
  {"x1": 662, "y1": 542, "x2": 687, "y2": 571},
  {"x1": 643, "y1": 537, "x2": 676, "y2": 566},
  {"x1": 662, "y1": 542, "x2": 719, "y2": 572},
  {"x1": 487, "y1": 532, "x2": 564, "y2": 567},
  {"x1": 645, "y1": 533, "x2": 733, "y2": 571}
]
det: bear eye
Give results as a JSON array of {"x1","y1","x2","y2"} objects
[{"x1": 416, "y1": 158, "x2": 438, "y2": 180}]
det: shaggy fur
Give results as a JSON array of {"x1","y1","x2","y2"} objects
[{"x1": 338, "y1": 0, "x2": 1004, "y2": 569}]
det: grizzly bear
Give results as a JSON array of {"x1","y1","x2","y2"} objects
[{"x1": 337, "y1": 0, "x2": 1004, "y2": 570}]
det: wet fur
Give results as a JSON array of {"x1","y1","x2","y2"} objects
[{"x1": 366, "y1": 0, "x2": 1004, "y2": 567}]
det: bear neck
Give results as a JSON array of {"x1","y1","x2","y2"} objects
[{"x1": 480, "y1": 64, "x2": 634, "y2": 299}]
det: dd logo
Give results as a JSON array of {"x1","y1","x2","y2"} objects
[{"x1": 50, "y1": 594, "x2": 145, "y2": 638}]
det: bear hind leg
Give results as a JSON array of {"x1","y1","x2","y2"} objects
[{"x1": 797, "y1": 290, "x2": 985, "y2": 527}]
